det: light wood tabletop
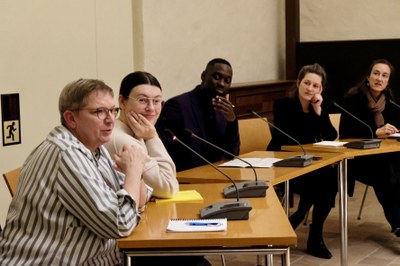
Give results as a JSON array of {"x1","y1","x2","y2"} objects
[
  {"x1": 118, "y1": 183, "x2": 297, "y2": 265},
  {"x1": 176, "y1": 151, "x2": 344, "y2": 186},
  {"x1": 282, "y1": 138, "x2": 400, "y2": 157},
  {"x1": 118, "y1": 183, "x2": 296, "y2": 249}
]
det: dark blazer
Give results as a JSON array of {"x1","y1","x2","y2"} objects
[
  {"x1": 339, "y1": 88, "x2": 400, "y2": 196},
  {"x1": 156, "y1": 85, "x2": 240, "y2": 171},
  {"x1": 266, "y1": 94, "x2": 338, "y2": 198},
  {"x1": 339, "y1": 89, "x2": 400, "y2": 139},
  {"x1": 267, "y1": 94, "x2": 337, "y2": 151}
]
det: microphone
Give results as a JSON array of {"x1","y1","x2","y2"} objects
[
  {"x1": 164, "y1": 129, "x2": 252, "y2": 220},
  {"x1": 248, "y1": 110, "x2": 313, "y2": 167},
  {"x1": 183, "y1": 128, "x2": 268, "y2": 198},
  {"x1": 333, "y1": 102, "x2": 381, "y2": 149}
]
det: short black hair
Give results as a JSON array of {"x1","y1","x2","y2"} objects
[{"x1": 206, "y1": 58, "x2": 231, "y2": 69}]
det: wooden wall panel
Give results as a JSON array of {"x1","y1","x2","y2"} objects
[{"x1": 229, "y1": 80, "x2": 295, "y2": 122}]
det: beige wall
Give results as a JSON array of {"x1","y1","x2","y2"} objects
[
  {"x1": 0, "y1": 0, "x2": 135, "y2": 227},
  {"x1": 300, "y1": 0, "x2": 400, "y2": 41},
  {"x1": 138, "y1": 0, "x2": 286, "y2": 99},
  {"x1": 0, "y1": 0, "x2": 285, "y2": 226}
]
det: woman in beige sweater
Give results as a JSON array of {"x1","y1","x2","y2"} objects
[{"x1": 105, "y1": 71, "x2": 179, "y2": 199}]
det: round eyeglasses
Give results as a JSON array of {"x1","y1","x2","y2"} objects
[
  {"x1": 73, "y1": 107, "x2": 120, "y2": 120},
  {"x1": 128, "y1": 96, "x2": 162, "y2": 106}
]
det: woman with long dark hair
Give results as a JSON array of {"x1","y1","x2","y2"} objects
[{"x1": 339, "y1": 59, "x2": 400, "y2": 237}]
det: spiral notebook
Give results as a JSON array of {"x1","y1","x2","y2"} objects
[{"x1": 166, "y1": 218, "x2": 227, "y2": 232}]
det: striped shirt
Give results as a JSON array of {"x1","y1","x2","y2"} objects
[{"x1": 0, "y1": 125, "x2": 151, "y2": 265}]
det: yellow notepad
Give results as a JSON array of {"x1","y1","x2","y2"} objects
[{"x1": 155, "y1": 190, "x2": 204, "y2": 204}]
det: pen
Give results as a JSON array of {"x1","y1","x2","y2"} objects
[{"x1": 186, "y1": 222, "x2": 222, "y2": 226}]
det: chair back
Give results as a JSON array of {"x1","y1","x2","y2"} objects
[
  {"x1": 238, "y1": 117, "x2": 271, "y2": 154},
  {"x1": 329, "y1": 113, "x2": 341, "y2": 140},
  {"x1": 3, "y1": 167, "x2": 21, "y2": 197}
]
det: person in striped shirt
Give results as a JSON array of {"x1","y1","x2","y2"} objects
[{"x1": 0, "y1": 79, "x2": 152, "y2": 265}]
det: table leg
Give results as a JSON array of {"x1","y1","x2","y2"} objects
[
  {"x1": 124, "y1": 253, "x2": 132, "y2": 266},
  {"x1": 284, "y1": 180, "x2": 289, "y2": 215},
  {"x1": 338, "y1": 159, "x2": 348, "y2": 266},
  {"x1": 265, "y1": 254, "x2": 273, "y2": 265}
]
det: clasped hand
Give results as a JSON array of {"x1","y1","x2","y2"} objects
[{"x1": 113, "y1": 144, "x2": 146, "y2": 176}]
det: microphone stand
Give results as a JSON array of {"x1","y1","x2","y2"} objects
[
  {"x1": 249, "y1": 110, "x2": 314, "y2": 167},
  {"x1": 389, "y1": 100, "x2": 400, "y2": 141},
  {"x1": 164, "y1": 129, "x2": 252, "y2": 220},
  {"x1": 333, "y1": 102, "x2": 381, "y2": 149},
  {"x1": 183, "y1": 128, "x2": 268, "y2": 198},
  {"x1": 389, "y1": 99, "x2": 400, "y2": 109}
]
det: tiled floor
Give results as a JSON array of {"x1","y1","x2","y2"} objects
[{"x1": 205, "y1": 181, "x2": 400, "y2": 265}]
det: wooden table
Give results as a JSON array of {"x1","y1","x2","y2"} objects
[
  {"x1": 282, "y1": 138, "x2": 400, "y2": 266},
  {"x1": 119, "y1": 183, "x2": 297, "y2": 266},
  {"x1": 177, "y1": 150, "x2": 344, "y2": 220},
  {"x1": 282, "y1": 138, "x2": 400, "y2": 156},
  {"x1": 177, "y1": 150, "x2": 344, "y2": 186}
]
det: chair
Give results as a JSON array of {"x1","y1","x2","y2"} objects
[
  {"x1": 238, "y1": 118, "x2": 273, "y2": 264},
  {"x1": 338, "y1": 103, "x2": 369, "y2": 220},
  {"x1": 238, "y1": 117, "x2": 272, "y2": 154},
  {"x1": 3, "y1": 167, "x2": 21, "y2": 197},
  {"x1": 329, "y1": 113, "x2": 370, "y2": 220},
  {"x1": 357, "y1": 184, "x2": 369, "y2": 220},
  {"x1": 238, "y1": 117, "x2": 297, "y2": 211},
  {"x1": 329, "y1": 113, "x2": 341, "y2": 140}
]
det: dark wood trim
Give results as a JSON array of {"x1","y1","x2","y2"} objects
[
  {"x1": 229, "y1": 80, "x2": 296, "y2": 121},
  {"x1": 285, "y1": 0, "x2": 300, "y2": 80}
]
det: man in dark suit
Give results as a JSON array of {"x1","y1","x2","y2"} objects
[{"x1": 156, "y1": 58, "x2": 240, "y2": 171}]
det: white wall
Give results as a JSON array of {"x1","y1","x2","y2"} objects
[
  {"x1": 300, "y1": 0, "x2": 400, "y2": 41},
  {"x1": 0, "y1": 0, "x2": 285, "y2": 227}
]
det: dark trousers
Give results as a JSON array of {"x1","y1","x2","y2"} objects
[
  {"x1": 290, "y1": 165, "x2": 338, "y2": 232},
  {"x1": 348, "y1": 152, "x2": 400, "y2": 230}
]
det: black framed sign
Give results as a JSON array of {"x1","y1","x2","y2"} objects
[{"x1": 2, "y1": 93, "x2": 21, "y2": 146}]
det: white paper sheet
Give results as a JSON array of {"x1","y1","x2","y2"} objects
[
  {"x1": 218, "y1": 158, "x2": 282, "y2": 168},
  {"x1": 313, "y1": 141, "x2": 348, "y2": 147}
]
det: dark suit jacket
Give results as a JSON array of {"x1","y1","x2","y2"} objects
[{"x1": 156, "y1": 85, "x2": 240, "y2": 171}]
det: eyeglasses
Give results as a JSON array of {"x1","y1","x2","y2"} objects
[
  {"x1": 73, "y1": 107, "x2": 120, "y2": 120},
  {"x1": 128, "y1": 96, "x2": 162, "y2": 106}
]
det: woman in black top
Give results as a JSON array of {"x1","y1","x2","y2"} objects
[
  {"x1": 339, "y1": 59, "x2": 400, "y2": 236},
  {"x1": 268, "y1": 63, "x2": 337, "y2": 259}
]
